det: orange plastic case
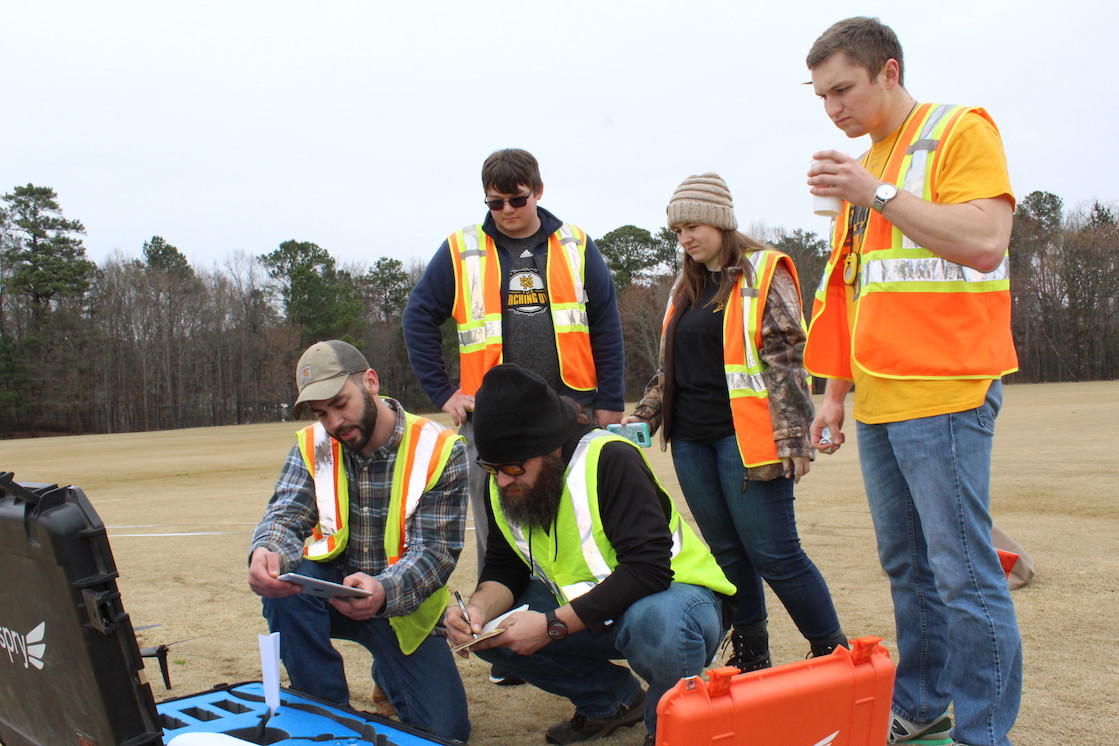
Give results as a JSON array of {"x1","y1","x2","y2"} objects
[{"x1": 655, "y1": 635, "x2": 895, "y2": 746}]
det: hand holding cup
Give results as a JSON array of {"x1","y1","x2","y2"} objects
[{"x1": 810, "y1": 159, "x2": 843, "y2": 218}]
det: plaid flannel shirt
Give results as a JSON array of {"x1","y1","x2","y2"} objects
[{"x1": 250, "y1": 398, "x2": 468, "y2": 617}]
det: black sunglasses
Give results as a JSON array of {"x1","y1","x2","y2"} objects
[
  {"x1": 475, "y1": 457, "x2": 527, "y2": 476},
  {"x1": 484, "y1": 192, "x2": 533, "y2": 211}
]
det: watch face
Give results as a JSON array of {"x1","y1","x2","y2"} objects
[
  {"x1": 873, "y1": 184, "x2": 898, "y2": 211},
  {"x1": 877, "y1": 184, "x2": 898, "y2": 200},
  {"x1": 547, "y1": 619, "x2": 568, "y2": 640}
]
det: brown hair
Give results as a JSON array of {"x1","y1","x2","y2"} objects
[
  {"x1": 674, "y1": 228, "x2": 769, "y2": 309},
  {"x1": 481, "y1": 149, "x2": 543, "y2": 194},
  {"x1": 561, "y1": 396, "x2": 592, "y2": 426},
  {"x1": 806, "y1": 16, "x2": 905, "y2": 87}
]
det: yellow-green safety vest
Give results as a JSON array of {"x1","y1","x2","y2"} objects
[{"x1": 489, "y1": 430, "x2": 735, "y2": 604}]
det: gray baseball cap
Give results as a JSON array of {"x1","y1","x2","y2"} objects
[{"x1": 293, "y1": 340, "x2": 370, "y2": 417}]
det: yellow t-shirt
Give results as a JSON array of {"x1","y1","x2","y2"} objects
[{"x1": 849, "y1": 109, "x2": 1014, "y2": 424}]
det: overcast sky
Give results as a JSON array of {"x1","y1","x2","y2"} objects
[{"x1": 4, "y1": 1, "x2": 1114, "y2": 273}]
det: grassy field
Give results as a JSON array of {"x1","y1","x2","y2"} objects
[{"x1": 2, "y1": 380, "x2": 1116, "y2": 745}]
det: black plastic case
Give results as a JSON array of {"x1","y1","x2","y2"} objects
[
  {"x1": 0, "y1": 473, "x2": 453, "y2": 746},
  {"x1": 0, "y1": 473, "x2": 163, "y2": 746}
]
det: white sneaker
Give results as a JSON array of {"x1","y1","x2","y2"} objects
[{"x1": 887, "y1": 712, "x2": 953, "y2": 744}]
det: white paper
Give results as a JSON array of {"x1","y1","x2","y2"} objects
[
  {"x1": 449, "y1": 604, "x2": 532, "y2": 654},
  {"x1": 258, "y1": 632, "x2": 281, "y2": 714},
  {"x1": 482, "y1": 604, "x2": 529, "y2": 634}
]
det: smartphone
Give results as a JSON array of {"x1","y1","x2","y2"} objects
[{"x1": 607, "y1": 422, "x2": 652, "y2": 447}]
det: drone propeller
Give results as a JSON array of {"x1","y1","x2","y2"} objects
[{"x1": 139, "y1": 635, "x2": 205, "y2": 690}]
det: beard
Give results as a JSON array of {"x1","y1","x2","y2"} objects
[
  {"x1": 497, "y1": 453, "x2": 566, "y2": 530},
  {"x1": 331, "y1": 387, "x2": 379, "y2": 454}
]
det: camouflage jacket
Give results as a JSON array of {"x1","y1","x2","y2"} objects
[{"x1": 632, "y1": 263, "x2": 815, "y2": 481}]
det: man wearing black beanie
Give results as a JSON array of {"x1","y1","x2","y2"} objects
[{"x1": 445, "y1": 364, "x2": 735, "y2": 746}]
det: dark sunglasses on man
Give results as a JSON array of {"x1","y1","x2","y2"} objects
[
  {"x1": 475, "y1": 457, "x2": 527, "y2": 476},
  {"x1": 484, "y1": 192, "x2": 533, "y2": 211}
]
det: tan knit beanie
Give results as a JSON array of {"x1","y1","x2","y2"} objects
[{"x1": 666, "y1": 172, "x2": 737, "y2": 231}]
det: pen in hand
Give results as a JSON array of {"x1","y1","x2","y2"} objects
[{"x1": 454, "y1": 591, "x2": 477, "y2": 638}]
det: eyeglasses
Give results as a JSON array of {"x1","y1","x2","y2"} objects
[
  {"x1": 475, "y1": 457, "x2": 527, "y2": 476},
  {"x1": 484, "y1": 192, "x2": 533, "y2": 211}
]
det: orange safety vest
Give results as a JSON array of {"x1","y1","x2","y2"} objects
[
  {"x1": 295, "y1": 412, "x2": 462, "y2": 654},
  {"x1": 805, "y1": 103, "x2": 1018, "y2": 381},
  {"x1": 662, "y1": 250, "x2": 799, "y2": 468},
  {"x1": 448, "y1": 223, "x2": 597, "y2": 397},
  {"x1": 295, "y1": 413, "x2": 461, "y2": 563}
]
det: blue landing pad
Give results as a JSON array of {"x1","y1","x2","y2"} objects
[{"x1": 157, "y1": 683, "x2": 452, "y2": 746}]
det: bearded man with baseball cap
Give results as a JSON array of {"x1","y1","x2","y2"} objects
[
  {"x1": 444, "y1": 364, "x2": 735, "y2": 746},
  {"x1": 248, "y1": 340, "x2": 470, "y2": 742}
]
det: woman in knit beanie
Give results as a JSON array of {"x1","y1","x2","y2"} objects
[{"x1": 625, "y1": 172, "x2": 847, "y2": 669}]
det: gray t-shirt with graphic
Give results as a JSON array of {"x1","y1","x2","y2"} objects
[{"x1": 494, "y1": 227, "x2": 562, "y2": 393}]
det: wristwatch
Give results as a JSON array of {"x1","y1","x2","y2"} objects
[
  {"x1": 545, "y1": 609, "x2": 568, "y2": 641},
  {"x1": 871, "y1": 183, "x2": 899, "y2": 212}
]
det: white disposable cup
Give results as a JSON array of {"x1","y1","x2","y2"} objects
[
  {"x1": 814, "y1": 193, "x2": 842, "y2": 218},
  {"x1": 811, "y1": 159, "x2": 843, "y2": 218}
]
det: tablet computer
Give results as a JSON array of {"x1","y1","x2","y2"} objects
[{"x1": 277, "y1": 573, "x2": 373, "y2": 599}]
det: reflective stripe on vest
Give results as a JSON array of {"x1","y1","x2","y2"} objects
[
  {"x1": 296, "y1": 413, "x2": 463, "y2": 654},
  {"x1": 448, "y1": 223, "x2": 596, "y2": 396},
  {"x1": 384, "y1": 414, "x2": 463, "y2": 564},
  {"x1": 385, "y1": 413, "x2": 460, "y2": 654},
  {"x1": 450, "y1": 225, "x2": 503, "y2": 394},
  {"x1": 806, "y1": 103, "x2": 1017, "y2": 380},
  {"x1": 297, "y1": 423, "x2": 349, "y2": 561},
  {"x1": 489, "y1": 431, "x2": 736, "y2": 605}
]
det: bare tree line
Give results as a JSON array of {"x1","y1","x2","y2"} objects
[{"x1": 1, "y1": 185, "x2": 1114, "y2": 437}]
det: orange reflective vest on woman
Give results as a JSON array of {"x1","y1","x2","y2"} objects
[
  {"x1": 294, "y1": 412, "x2": 462, "y2": 654},
  {"x1": 805, "y1": 103, "x2": 1018, "y2": 381},
  {"x1": 662, "y1": 249, "x2": 799, "y2": 468},
  {"x1": 448, "y1": 223, "x2": 597, "y2": 397}
]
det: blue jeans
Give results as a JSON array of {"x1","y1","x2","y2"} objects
[
  {"x1": 856, "y1": 380, "x2": 1021, "y2": 746},
  {"x1": 671, "y1": 436, "x2": 843, "y2": 643},
  {"x1": 474, "y1": 579, "x2": 724, "y2": 736},
  {"x1": 460, "y1": 417, "x2": 490, "y2": 579},
  {"x1": 261, "y1": 559, "x2": 470, "y2": 742}
]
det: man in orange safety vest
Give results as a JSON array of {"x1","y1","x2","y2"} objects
[{"x1": 803, "y1": 17, "x2": 1022, "y2": 746}]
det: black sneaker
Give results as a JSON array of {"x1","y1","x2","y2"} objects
[
  {"x1": 488, "y1": 663, "x2": 525, "y2": 686},
  {"x1": 544, "y1": 690, "x2": 646, "y2": 744}
]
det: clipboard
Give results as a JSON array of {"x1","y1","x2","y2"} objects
[
  {"x1": 450, "y1": 604, "x2": 529, "y2": 653},
  {"x1": 450, "y1": 626, "x2": 506, "y2": 654}
]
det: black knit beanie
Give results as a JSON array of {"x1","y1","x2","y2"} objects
[{"x1": 473, "y1": 364, "x2": 577, "y2": 463}]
